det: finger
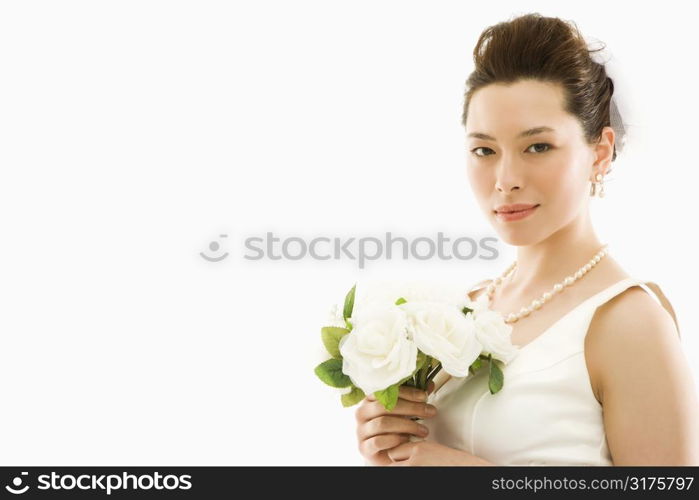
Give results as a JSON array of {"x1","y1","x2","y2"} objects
[
  {"x1": 398, "y1": 385, "x2": 429, "y2": 403},
  {"x1": 427, "y1": 381, "x2": 435, "y2": 395},
  {"x1": 363, "y1": 386, "x2": 427, "y2": 402},
  {"x1": 361, "y1": 433, "x2": 410, "y2": 456},
  {"x1": 358, "y1": 415, "x2": 429, "y2": 441},
  {"x1": 387, "y1": 460, "x2": 411, "y2": 466},
  {"x1": 357, "y1": 398, "x2": 437, "y2": 422},
  {"x1": 387, "y1": 441, "x2": 416, "y2": 462},
  {"x1": 361, "y1": 385, "x2": 425, "y2": 408}
]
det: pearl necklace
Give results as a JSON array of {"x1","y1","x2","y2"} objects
[{"x1": 486, "y1": 244, "x2": 609, "y2": 324}]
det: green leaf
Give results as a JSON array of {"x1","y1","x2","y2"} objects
[
  {"x1": 341, "y1": 386, "x2": 366, "y2": 407},
  {"x1": 462, "y1": 306, "x2": 473, "y2": 315},
  {"x1": 395, "y1": 297, "x2": 407, "y2": 305},
  {"x1": 415, "y1": 353, "x2": 431, "y2": 390},
  {"x1": 343, "y1": 284, "x2": 356, "y2": 320},
  {"x1": 374, "y1": 384, "x2": 400, "y2": 411},
  {"x1": 488, "y1": 355, "x2": 504, "y2": 394},
  {"x1": 415, "y1": 351, "x2": 428, "y2": 372},
  {"x1": 314, "y1": 358, "x2": 352, "y2": 388},
  {"x1": 470, "y1": 357, "x2": 482, "y2": 372},
  {"x1": 321, "y1": 326, "x2": 350, "y2": 358}
]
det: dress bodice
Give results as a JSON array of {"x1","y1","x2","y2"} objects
[{"x1": 423, "y1": 277, "x2": 679, "y2": 466}]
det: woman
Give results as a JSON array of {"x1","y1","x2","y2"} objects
[{"x1": 354, "y1": 13, "x2": 699, "y2": 466}]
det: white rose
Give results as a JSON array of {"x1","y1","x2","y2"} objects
[
  {"x1": 339, "y1": 305, "x2": 417, "y2": 395},
  {"x1": 472, "y1": 307, "x2": 519, "y2": 364},
  {"x1": 399, "y1": 301, "x2": 482, "y2": 377}
]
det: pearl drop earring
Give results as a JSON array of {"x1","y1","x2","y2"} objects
[{"x1": 590, "y1": 173, "x2": 605, "y2": 198}]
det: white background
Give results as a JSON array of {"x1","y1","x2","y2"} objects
[{"x1": 1, "y1": 0, "x2": 696, "y2": 465}]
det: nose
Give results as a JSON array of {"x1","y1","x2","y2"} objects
[{"x1": 494, "y1": 157, "x2": 523, "y2": 193}]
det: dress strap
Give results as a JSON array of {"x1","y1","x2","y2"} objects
[
  {"x1": 465, "y1": 279, "x2": 493, "y2": 302},
  {"x1": 637, "y1": 281, "x2": 680, "y2": 339},
  {"x1": 584, "y1": 277, "x2": 680, "y2": 339},
  {"x1": 432, "y1": 277, "x2": 681, "y2": 397},
  {"x1": 468, "y1": 279, "x2": 492, "y2": 294},
  {"x1": 468, "y1": 277, "x2": 680, "y2": 338}
]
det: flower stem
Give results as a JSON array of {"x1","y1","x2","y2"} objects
[
  {"x1": 418, "y1": 362, "x2": 427, "y2": 390},
  {"x1": 426, "y1": 364, "x2": 442, "y2": 387}
]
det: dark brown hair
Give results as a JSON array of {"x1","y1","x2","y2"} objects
[{"x1": 462, "y1": 13, "x2": 620, "y2": 163}]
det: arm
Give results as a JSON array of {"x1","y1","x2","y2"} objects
[{"x1": 589, "y1": 287, "x2": 699, "y2": 465}]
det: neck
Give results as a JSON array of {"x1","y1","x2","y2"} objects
[{"x1": 504, "y1": 210, "x2": 605, "y2": 295}]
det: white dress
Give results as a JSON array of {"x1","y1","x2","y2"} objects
[{"x1": 423, "y1": 277, "x2": 680, "y2": 466}]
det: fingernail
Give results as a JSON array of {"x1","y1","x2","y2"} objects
[
  {"x1": 425, "y1": 405, "x2": 437, "y2": 416},
  {"x1": 419, "y1": 424, "x2": 429, "y2": 435}
]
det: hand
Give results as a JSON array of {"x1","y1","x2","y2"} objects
[
  {"x1": 387, "y1": 441, "x2": 491, "y2": 466},
  {"x1": 355, "y1": 381, "x2": 437, "y2": 466}
]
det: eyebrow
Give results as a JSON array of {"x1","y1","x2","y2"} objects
[{"x1": 467, "y1": 126, "x2": 556, "y2": 141}]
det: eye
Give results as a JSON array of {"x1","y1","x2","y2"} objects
[
  {"x1": 470, "y1": 143, "x2": 553, "y2": 158},
  {"x1": 470, "y1": 147, "x2": 494, "y2": 157},
  {"x1": 526, "y1": 143, "x2": 552, "y2": 153}
]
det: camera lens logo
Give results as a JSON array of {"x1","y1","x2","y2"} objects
[
  {"x1": 5, "y1": 472, "x2": 29, "y2": 495},
  {"x1": 200, "y1": 234, "x2": 229, "y2": 262}
]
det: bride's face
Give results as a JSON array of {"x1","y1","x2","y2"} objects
[{"x1": 465, "y1": 79, "x2": 605, "y2": 246}]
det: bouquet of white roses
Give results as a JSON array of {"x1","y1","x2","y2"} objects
[{"x1": 313, "y1": 281, "x2": 519, "y2": 411}]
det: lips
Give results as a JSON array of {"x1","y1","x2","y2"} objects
[{"x1": 494, "y1": 203, "x2": 540, "y2": 214}]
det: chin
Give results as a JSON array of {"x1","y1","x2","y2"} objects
[
  {"x1": 498, "y1": 233, "x2": 537, "y2": 247},
  {"x1": 491, "y1": 221, "x2": 541, "y2": 246},
  {"x1": 488, "y1": 208, "x2": 549, "y2": 247}
]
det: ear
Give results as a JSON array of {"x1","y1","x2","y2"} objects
[{"x1": 592, "y1": 126, "x2": 615, "y2": 177}]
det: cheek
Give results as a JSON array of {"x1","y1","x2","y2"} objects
[
  {"x1": 467, "y1": 165, "x2": 491, "y2": 197},
  {"x1": 541, "y1": 160, "x2": 587, "y2": 208}
]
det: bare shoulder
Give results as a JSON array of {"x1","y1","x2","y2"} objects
[
  {"x1": 585, "y1": 284, "x2": 699, "y2": 464},
  {"x1": 591, "y1": 285, "x2": 677, "y2": 337},
  {"x1": 467, "y1": 279, "x2": 492, "y2": 302},
  {"x1": 586, "y1": 284, "x2": 681, "y2": 403}
]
